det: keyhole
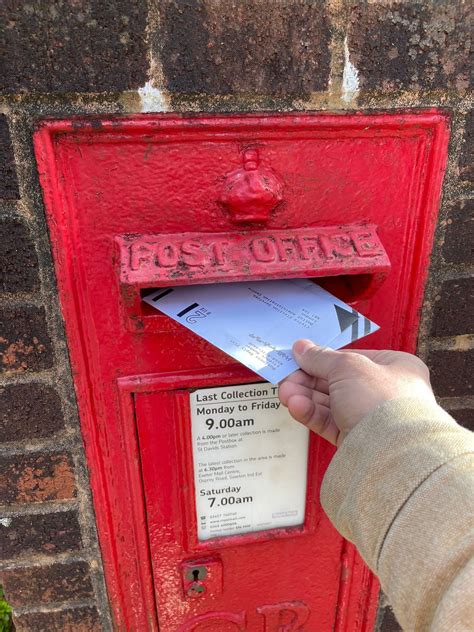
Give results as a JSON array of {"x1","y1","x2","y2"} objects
[{"x1": 192, "y1": 569, "x2": 200, "y2": 581}]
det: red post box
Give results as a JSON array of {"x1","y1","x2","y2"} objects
[{"x1": 34, "y1": 112, "x2": 449, "y2": 631}]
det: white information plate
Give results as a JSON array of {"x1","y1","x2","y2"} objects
[{"x1": 190, "y1": 383, "x2": 310, "y2": 541}]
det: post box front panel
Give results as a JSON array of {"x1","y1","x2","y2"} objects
[{"x1": 34, "y1": 112, "x2": 449, "y2": 631}]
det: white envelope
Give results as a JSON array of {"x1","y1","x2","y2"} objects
[{"x1": 143, "y1": 279, "x2": 379, "y2": 383}]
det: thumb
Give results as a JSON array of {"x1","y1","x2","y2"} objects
[{"x1": 292, "y1": 339, "x2": 340, "y2": 379}]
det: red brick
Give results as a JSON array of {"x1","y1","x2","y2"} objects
[
  {"x1": 1, "y1": 562, "x2": 93, "y2": 608},
  {"x1": 0, "y1": 511, "x2": 82, "y2": 560},
  {"x1": 0, "y1": 305, "x2": 53, "y2": 373},
  {"x1": 0, "y1": 453, "x2": 76, "y2": 505},
  {"x1": 0, "y1": 218, "x2": 39, "y2": 293},
  {"x1": 0, "y1": 384, "x2": 65, "y2": 442},
  {"x1": 348, "y1": 2, "x2": 471, "y2": 92},
  {"x1": 158, "y1": 0, "x2": 330, "y2": 96},
  {"x1": 451, "y1": 408, "x2": 474, "y2": 431},
  {"x1": 0, "y1": 115, "x2": 19, "y2": 199},
  {"x1": 14, "y1": 606, "x2": 101, "y2": 632},
  {"x1": 431, "y1": 278, "x2": 474, "y2": 337},
  {"x1": 428, "y1": 350, "x2": 473, "y2": 397},
  {"x1": 1, "y1": 1, "x2": 147, "y2": 93},
  {"x1": 443, "y1": 199, "x2": 474, "y2": 265},
  {"x1": 459, "y1": 110, "x2": 473, "y2": 183}
]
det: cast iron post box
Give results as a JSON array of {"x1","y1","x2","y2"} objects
[{"x1": 34, "y1": 112, "x2": 448, "y2": 631}]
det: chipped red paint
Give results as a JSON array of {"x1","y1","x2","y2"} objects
[
  {"x1": 34, "y1": 112, "x2": 449, "y2": 631},
  {"x1": 256, "y1": 601, "x2": 310, "y2": 629}
]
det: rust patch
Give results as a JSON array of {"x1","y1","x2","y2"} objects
[
  {"x1": 0, "y1": 454, "x2": 76, "y2": 504},
  {"x1": 0, "y1": 338, "x2": 46, "y2": 373},
  {"x1": 0, "y1": 306, "x2": 53, "y2": 373}
]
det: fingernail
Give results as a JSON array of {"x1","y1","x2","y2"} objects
[{"x1": 293, "y1": 339, "x2": 315, "y2": 356}]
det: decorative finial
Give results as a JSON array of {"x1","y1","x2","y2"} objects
[{"x1": 219, "y1": 148, "x2": 284, "y2": 223}]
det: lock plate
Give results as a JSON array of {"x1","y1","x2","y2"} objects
[{"x1": 181, "y1": 558, "x2": 223, "y2": 599}]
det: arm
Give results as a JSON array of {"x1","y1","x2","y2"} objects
[{"x1": 279, "y1": 341, "x2": 474, "y2": 631}]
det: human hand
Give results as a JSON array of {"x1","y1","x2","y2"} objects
[{"x1": 278, "y1": 339, "x2": 436, "y2": 447}]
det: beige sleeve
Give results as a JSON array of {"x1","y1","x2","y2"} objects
[{"x1": 320, "y1": 397, "x2": 474, "y2": 632}]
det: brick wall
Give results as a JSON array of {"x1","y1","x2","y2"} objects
[
  {"x1": 0, "y1": 109, "x2": 111, "y2": 630},
  {"x1": 0, "y1": 1, "x2": 472, "y2": 630}
]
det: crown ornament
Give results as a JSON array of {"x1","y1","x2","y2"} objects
[{"x1": 219, "y1": 148, "x2": 284, "y2": 223}]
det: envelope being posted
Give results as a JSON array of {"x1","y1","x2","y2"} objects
[{"x1": 143, "y1": 279, "x2": 379, "y2": 384}]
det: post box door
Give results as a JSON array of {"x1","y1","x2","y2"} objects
[
  {"x1": 135, "y1": 382, "x2": 340, "y2": 631},
  {"x1": 34, "y1": 112, "x2": 449, "y2": 631}
]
